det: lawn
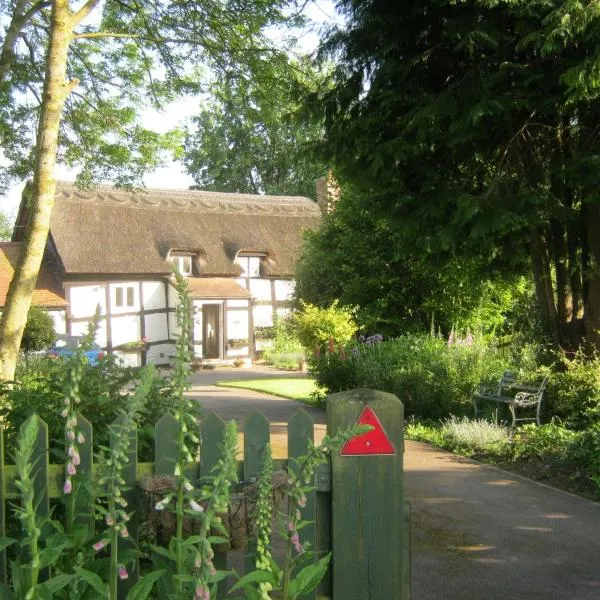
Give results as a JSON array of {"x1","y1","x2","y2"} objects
[{"x1": 215, "y1": 378, "x2": 323, "y2": 406}]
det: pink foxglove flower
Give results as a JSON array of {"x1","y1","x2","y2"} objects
[
  {"x1": 67, "y1": 430, "x2": 75, "y2": 441},
  {"x1": 189, "y1": 499, "x2": 204, "y2": 513},
  {"x1": 93, "y1": 538, "x2": 110, "y2": 552},
  {"x1": 61, "y1": 408, "x2": 69, "y2": 418},
  {"x1": 77, "y1": 432, "x2": 86, "y2": 444},
  {"x1": 63, "y1": 477, "x2": 72, "y2": 494},
  {"x1": 105, "y1": 514, "x2": 114, "y2": 526},
  {"x1": 71, "y1": 450, "x2": 81, "y2": 466},
  {"x1": 287, "y1": 521, "x2": 295, "y2": 531},
  {"x1": 120, "y1": 526, "x2": 129, "y2": 538},
  {"x1": 67, "y1": 462, "x2": 76, "y2": 476},
  {"x1": 118, "y1": 565, "x2": 128, "y2": 580},
  {"x1": 291, "y1": 531, "x2": 302, "y2": 553},
  {"x1": 298, "y1": 495, "x2": 307, "y2": 508}
]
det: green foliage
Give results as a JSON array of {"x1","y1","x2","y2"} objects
[
  {"x1": 262, "y1": 317, "x2": 304, "y2": 370},
  {"x1": 295, "y1": 185, "x2": 530, "y2": 338},
  {"x1": 312, "y1": 335, "x2": 508, "y2": 420},
  {"x1": 0, "y1": 0, "x2": 305, "y2": 189},
  {"x1": 1, "y1": 354, "x2": 175, "y2": 462},
  {"x1": 20, "y1": 306, "x2": 56, "y2": 353},
  {"x1": 292, "y1": 300, "x2": 357, "y2": 351},
  {"x1": 184, "y1": 56, "x2": 327, "y2": 198},
  {"x1": 313, "y1": 0, "x2": 600, "y2": 349},
  {"x1": 0, "y1": 211, "x2": 12, "y2": 240}
]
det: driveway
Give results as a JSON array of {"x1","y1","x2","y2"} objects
[
  {"x1": 186, "y1": 371, "x2": 600, "y2": 598},
  {"x1": 406, "y1": 440, "x2": 600, "y2": 599},
  {"x1": 186, "y1": 365, "x2": 326, "y2": 457}
]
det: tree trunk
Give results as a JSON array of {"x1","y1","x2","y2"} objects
[
  {"x1": 551, "y1": 219, "x2": 572, "y2": 326},
  {"x1": 0, "y1": 0, "x2": 76, "y2": 381},
  {"x1": 530, "y1": 225, "x2": 561, "y2": 348},
  {"x1": 583, "y1": 200, "x2": 600, "y2": 349}
]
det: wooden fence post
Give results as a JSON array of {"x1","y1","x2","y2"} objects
[{"x1": 327, "y1": 388, "x2": 405, "y2": 600}]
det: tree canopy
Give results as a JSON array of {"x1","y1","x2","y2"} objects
[
  {"x1": 310, "y1": 0, "x2": 600, "y2": 349},
  {"x1": 184, "y1": 57, "x2": 326, "y2": 198}
]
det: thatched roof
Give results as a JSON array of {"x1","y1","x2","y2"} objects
[
  {"x1": 0, "y1": 243, "x2": 66, "y2": 307},
  {"x1": 185, "y1": 277, "x2": 251, "y2": 299},
  {"x1": 47, "y1": 182, "x2": 321, "y2": 277}
]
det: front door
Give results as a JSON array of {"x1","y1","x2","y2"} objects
[{"x1": 202, "y1": 304, "x2": 220, "y2": 359}]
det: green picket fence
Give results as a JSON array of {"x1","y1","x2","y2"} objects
[{"x1": 0, "y1": 389, "x2": 410, "y2": 599}]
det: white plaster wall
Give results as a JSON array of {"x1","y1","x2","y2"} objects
[
  {"x1": 192, "y1": 300, "x2": 203, "y2": 343},
  {"x1": 253, "y1": 304, "x2": 274, "y2": 327},
  {"x1": 169, "y1": 311, "x2": 180, "y2": 339},
  {"x1": 235, "y1": 278, "x2": 248, "y2": 290},
  {"x1": 226, "y1": 299, "x2": 249, "y2": 308},
  {"x1": 109, "y1": 282, "x2": 140, "y2": 315},
  {"x1": 144, "y1": 313, "x2": 168, "y2": 342},
  {"x1": 193, "y1": 344, "x2": 203, "y2": 358},
  {"x1": 142, "y1": 281, "x2": 166, "y2": 310},
  {"x1": 48, "y1": 310, "x2": 67, "y2": 334},
  {"x1": 69, "y1": 284, "x2": 107, "y2": 318},
  {"x1": 146, "y1": 343, "x2": 176, "y2": 365},
  {"x1": 71, "y1": 317, "x2": 108, "y2": 348},
  {"x1": 249, "y1": 278, "x2": 272, "y2": 301},
  {"x1": 276, "y1": 307, "x2": 291, "y2": 320},
  {"x1": 226, "y1": 310, "x2": 249, "y2": 357},
  {"x1": 113, "y1": 350, "x2": 141, "y2": 367},
  {"x1": 274, "y1": 279, "x2": 295, "y2": 302},
  {"x1": 167, "y1": 283, "x2": 178, "y2": 306},
  {"x1": 111, "y1": 314, "x2": 141, "y2": 347}
]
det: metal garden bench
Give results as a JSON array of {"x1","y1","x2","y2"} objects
[{"x1": 472, "y1": 371, "x2": 548, "y2": 427}]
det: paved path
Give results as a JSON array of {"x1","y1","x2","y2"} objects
[
  {"x1": 185, "y1": 369, "x2": 600, "y2": 598},
  {"x1": 406, "y1": 440, "x2": 600, "y2": 599},
  {"x1": 186, "y1": 365, "x2": 326, "y2": 457}
]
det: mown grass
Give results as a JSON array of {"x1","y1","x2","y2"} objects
[{"x1": 215, "y1": 378, "x2": 324, "y2": 406}]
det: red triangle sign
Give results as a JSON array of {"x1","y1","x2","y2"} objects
[{"x1": 340, "y1": 405, "x2": 396, "y2": 456}]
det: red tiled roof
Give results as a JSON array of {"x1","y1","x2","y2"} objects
[{"x1": 0, "y1": 243, "x2": 66, "y2": 307}]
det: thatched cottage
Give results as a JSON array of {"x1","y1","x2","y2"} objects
[{"x1": 11, "y1": 181, "x2": 323, "y2": 366}]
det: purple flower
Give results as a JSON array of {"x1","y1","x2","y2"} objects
[
  {"x1": 67, "y1": 462, "x2": 76, "y2": 476},
  {"x1": 118, "y1": 565, "x2": 128, "y2": 580},
  {"x1": 63, "y1": 477, "x2": 72, "y2": 494},
  {"x1": 93, "y1": 538, "x2": 110, "y2": 552},
  {"x1": 291, "y1": 531, "x2": 302, "y2": 553}
]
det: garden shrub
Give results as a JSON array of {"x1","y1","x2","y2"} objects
[
  {"x1": 292, "y1": 300, "x2": 357, "y2": 351},
  {"x1": 541, "y1": 351, "x2": 600, "y2": 429},
  {"x1": 312, "y1": 334, "x2": 509, "y2": 420},
  {"x1": 263, "y1": 315, "x2": 305, "y2": 369},
  {"x1": 1, "y1": 353, "x2": 175, "y2": 461},
  {"x1": 20, "y1": 306, "x2": 56, "y2": 353}
]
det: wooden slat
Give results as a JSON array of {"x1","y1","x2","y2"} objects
[
  {"x1": 327, "y1": 389, "x2": 405, "y2": 599},
  {"x1": 288, "y1": 409, "x2": 317, "y2": 600},
  {"x1": 243, "y1": 410, "x2": 269, "y2": 575},
  {"x1": 200, "y1": 410, "x2": 228, "y2": 598},
  {"x1": 154, "y1": 413, "x2": 179, "y2": 475},
  {"x1": 0, "y1": 425, "x2": 6, "y2": 585},
  {"x1": 112, "y1": 416, "x2": 138, "y2": 598},
  {"x1": 404, "y1": 501, "x2": 411, "y2": 600}
]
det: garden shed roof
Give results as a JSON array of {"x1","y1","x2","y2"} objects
[{"x1": 0, "y1": 242, "x2": 67, "y2": 307}]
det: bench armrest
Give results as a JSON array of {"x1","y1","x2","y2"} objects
[
  {"x1": 514, "y1": 391, "x2": 540, "y2": 407},
  {"x1": 473, "y1": 385, "x2": 497, "y2": 397}
]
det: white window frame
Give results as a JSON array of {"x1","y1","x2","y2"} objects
[
  {"x1": 235, "y1": 253, "x2": 263, "y2": 278},
  {"x1": 171, "y1": 254, "x2": 193, "y2": 276},
  {"x1": 115, "y1": 285, "x2": 135, "y2": 308}
]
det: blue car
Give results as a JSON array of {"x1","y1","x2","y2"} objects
[{"x1": 48, "y1": 335, "x2": 105, "y2": 365}]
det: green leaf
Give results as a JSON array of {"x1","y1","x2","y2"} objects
[
  {"x1": 74, "y1": 567, "x2": 108, "y2": 597},
  {"x1": 126, "y1": 570, "x2": 165, "y2": 600},
  {"x1": 0, "y1": 537, "x2": 17, "y2": 551},
  {"x1": 228, "y1": 569, "x2": 278, "y2": 593},
  {"x1": 36, "y1": 573, "x2": 76, "y2": 594},
  {"x1": 0, "y1": 581, "x2": 15, "y2": 600},
  {"x1": 288, "y1": 553, "x2": 331, "y2": 599}
]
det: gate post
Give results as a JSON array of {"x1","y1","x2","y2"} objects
[{"x1": 327, "y1": 388, "x2": 405, "y2": 599}]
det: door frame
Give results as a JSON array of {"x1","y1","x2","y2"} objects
[{"x1": 201, "y1": 303, "x2": 222, "y2": 359}]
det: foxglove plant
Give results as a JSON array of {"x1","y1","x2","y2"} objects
[
  {"x1": 232, "y1": 425, "x2": 369, "y2": 600},
  {"x1": 94, "y1": 366, "x2": 156, "y2": 600}
]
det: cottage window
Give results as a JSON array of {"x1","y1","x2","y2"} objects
[
  {"x1": 115, "y1": 285, "x2": 135, "y2": 308},
  {"x1": 171, "y1": 254, "x2": 193, "y2": 276},
  {"x1": 235, "y1": 254, "x2": 262, "y2": 278}
]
